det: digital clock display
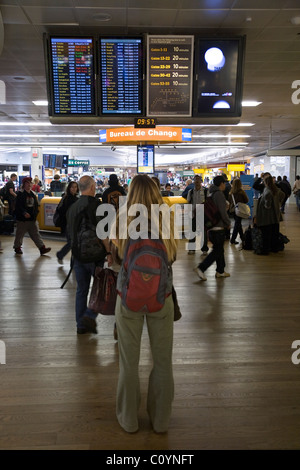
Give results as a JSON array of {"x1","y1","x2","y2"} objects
[{"x1": 134, "y1": 118, "x2": 157, "y2": 128}]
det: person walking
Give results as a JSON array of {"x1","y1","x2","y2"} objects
[
  {"x1": 4, "y1": 173, "x2": 18, "y2": 216},
  {"x1": 113, "y1": 174, "x2": 178, "y2": 434},
  {"x1": 56, "y1": 181, "x2": 79, "y2": 264},
  {"x1": 187, "y1": 175, "x2": 208, "y2": 255},
  {"x1": 229, "y1": 178, "x2": 249, "y2": 245},
  {"x1": 13, "y1": 177, "x2": 51, "y2": 256},
  {"x1": 193, "y1": 175, "x2": 231, "y2": 280},
  {"x1": 67, "y1": 175, "x2": 112, "y2": 335},
  {"x1": 292, "y1": 175, "x2": 300, "y2": 211}
]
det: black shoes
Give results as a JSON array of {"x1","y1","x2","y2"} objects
[
  {"x1": 113, "y1": 322, "x2": 118, "y2": 341},
  {"x1": 82, "y1": 316, "x2": 98, "y2": 334},
  {"x1": 77, "y1": 327, "x2": 87, "y2": 335}
]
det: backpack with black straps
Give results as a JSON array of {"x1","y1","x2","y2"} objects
[
  {"x1": 53, "y1": 197, "x2": 65, "y2": 228},
  {"x1": 117, "y1": 237, "x2": 172, "y2": 313},
  {"x1": 107, "y1": 189, "x2": 123, "y2": 211},
  {"x1": 0, "y1": 185, "x2": 7, "y2": 202},
  {"x1": 203, "y1": 195, "x2": 221, "y2": 229},
  {"x1": 71, "y1": 207, "x2": 106, "y2": 264}
]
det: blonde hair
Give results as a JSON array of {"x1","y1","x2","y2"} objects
[{"x1": 116, "y1": 174, "x2": 178, "y2": 262}]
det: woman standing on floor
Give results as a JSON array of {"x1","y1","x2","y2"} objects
[
  {"x1": 256, "y1": 174, "x2": 285, "y2": 255},
  {"x1": 56, "y1": 181, "x2": 79, "y2": 264},
  {"x1": 112, "y1": 174, "x2": 178, "y2": 434},
  {"x1": 229, "y1": 178, "x2": 249, "y2": 245}
]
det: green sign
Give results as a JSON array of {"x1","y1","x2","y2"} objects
[{"x1": 68, "y1": 159, "x2": 90, "y2": 166}]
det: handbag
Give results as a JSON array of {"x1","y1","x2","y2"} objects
[
  {"x1": 232, "y1": 194, "x2": 251, "y2": 219},
  {"x1": 88, "y1": 266, "x2": 118, "y2": 315},
  {"x1": 172, "y1": 285, "x2": 182, "y2": 322}
]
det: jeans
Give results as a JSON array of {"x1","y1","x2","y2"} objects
[
  {"x1": 230, "y1": 215, "x2": 244, "y2": 243},
  {"x1": 73, "y1": 259, "x2": 97, "y2": 329},
  {"x1": 199, "y1": 229, "x2": 226, "y2": 274},
  {"x1": 57, "y1": 228, "x2": 71, "y2": 260},
  {"x1": 188, "y1": 216, "x2": 208, "y2": 252}
]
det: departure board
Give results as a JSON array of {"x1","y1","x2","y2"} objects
[
  {"x1": 50, "y1": 37, "x2": 96, "y2": 115},
  {"x1": 147, "y1": 35, "x2": 194, "y2": 117},
  {"x1": 100, "y1": 37, "x2": 143, "y2": 114}
]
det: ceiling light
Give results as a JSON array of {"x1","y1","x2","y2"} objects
[
  {"x1": 291, "y1": 17, "x2": 300, "y2": 25},
  {"x1": 32, "y1": 100, "x2": 48, "y2": 106},
  {"x1": 93, "y1": 13, "x2": 112, "y2": 22},
  {"x1": 242, "y1": 101, "x2": 262, "y2": 107}
]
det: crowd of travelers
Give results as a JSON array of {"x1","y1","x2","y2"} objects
[{"x1": 0, "y1": 169, "x2": 298, "y2": 435}]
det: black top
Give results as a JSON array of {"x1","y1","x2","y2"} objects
[{"x1": 15, "y1": 189, "x2": 39, "y2": 221}]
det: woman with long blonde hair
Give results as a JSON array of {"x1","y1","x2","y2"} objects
[{"x1": 113, "y1": 174, "x2": 178, "y2": 434}]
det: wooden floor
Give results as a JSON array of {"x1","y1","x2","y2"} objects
[{"x1": 1, "y1": 204, "x2": 300, "y2": 451}]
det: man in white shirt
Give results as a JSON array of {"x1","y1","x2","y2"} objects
[{"x1": 187, "y1": 175, "x2": 208, "y2": 255}]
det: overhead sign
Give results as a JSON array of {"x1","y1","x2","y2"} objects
[
  {"x1": 68, "y1": 159, "x2": 90, "y2": 166},
  {"x1": 99, "y1": 127, "x2": 192, "y2": 143},
  {"x1": 227, "y1": 164, "x2": 245, "y2": 171},
  {"x1": 147, "y1": 35, "x2": 194, "y2": 117}
]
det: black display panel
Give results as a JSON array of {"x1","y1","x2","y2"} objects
[
  {"x1": 193, "y1": 37, "x2": 245, "y2": 117},
  {"x1": 137, "y1": 145, "x2": 155, "y2": 174},
  {"x1": 47, "y1": 36, "x2": 96, "y2": 116},
  {"x1": 147, "y1": 35, "x2": 194, "y2": 117},
  {"x1": 43, "y1": 154, "x2": 56, "y2": 168},
  {"x1": 100, "y1": 37, "x2": 143, "y2": 115}
]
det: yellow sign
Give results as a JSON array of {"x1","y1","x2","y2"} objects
[
  {"x1": 100, "y1": 127, "x2": 192, "y2": 143},
  {"x1": 194, "y1": 168, "x2": 205, "y2": 174},
  {"x1": 227, "y1": 164, "x2": 245, "y2": 171}
]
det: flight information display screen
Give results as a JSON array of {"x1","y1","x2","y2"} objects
[
  {"x1": 100, "y1": 37, "x2": 143, "y2": 114},
  {"x1": 49, "y1": 37, "x2": 96, "y2": 115},
  {"x1": 137, "y1": 145, "x2": 155, "y2": 174},
  {"x1": 147, "y1": 35, "x2": 194, "y2": 117}
]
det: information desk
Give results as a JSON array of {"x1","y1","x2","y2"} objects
[
  {"x1": 36, "y1": 196, "x2": 188, "y2": 232},
  {"x1": 37, "y1": 196, "x2": 61, "y2": 232}
]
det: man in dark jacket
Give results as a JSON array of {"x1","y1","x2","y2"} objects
[
  {"x1": 5, "y1": 173, "x2": 18, "y2": 216},
  {"x1": 13, "y1": 176, "x2": 51, "y2": 256},
  {"x1": 193, "y1": 175, "x2": 231, "y2": 281},
  {"x1": 67, "y1": 175, "x2": 112, "y2": 335},
  {"x1": 276, "y1": 176, "x2": 291, "y2": 213},
  {"x1": 101, "y1": 174, "x2": 126, "y2": 206}
]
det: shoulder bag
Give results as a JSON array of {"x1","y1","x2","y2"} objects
[{"x1": 232, "y1": 194, "x2": 251, "y2": 219}]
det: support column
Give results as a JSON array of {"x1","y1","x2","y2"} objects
[{"x1": 31, "y1": 147, "x2": 43, "y2": 183}]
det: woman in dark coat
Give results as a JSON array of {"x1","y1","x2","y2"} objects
[{"x1": 56, "y1": 181, "x2": 79, "y2": 264}]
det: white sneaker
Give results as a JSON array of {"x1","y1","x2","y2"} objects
[
  {"x1": 188, "y1": 250, "x2": 195, "y2": 255},
  {"x1": 201, "y1": 251, "x2": 208, "y2": 256},
  {"x1": 215, "y1": 271, "x2": 230, "y2": 278},
  {"x1": 193, "y1": 266, "x2": 207, "y2": 281},
  {"x1": 57, "y1": 256, "x2": 63, "y2": 265}
]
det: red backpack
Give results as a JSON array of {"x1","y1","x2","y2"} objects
[{"x1": 117, "y1": 237, "x2": 172, "y2": 313}]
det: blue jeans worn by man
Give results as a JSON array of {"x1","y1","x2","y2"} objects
[
  {"x1": 73, "y1": 259, "x2": 98, "y2": 334},
  {"x1": 198, "y1": 229, "x2": 226, "y2": 277}
]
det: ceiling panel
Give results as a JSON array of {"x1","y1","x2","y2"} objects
[{"x1": 0, "y1": 0, "x2": 300, "y2": 166}]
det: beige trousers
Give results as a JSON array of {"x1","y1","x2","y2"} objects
[
  {"x1": 115, "y1": 294, "x2": 174, "y2": 433},
  {"x1": 14, "y1": 220, "x2": 44, "y2": 250}
]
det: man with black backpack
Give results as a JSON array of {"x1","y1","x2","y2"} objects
[
  {"x1": 101, "y1": 173, "x2": 126, "y2": 210},
  {"x1": 67, "y1": 175, "x2": 112, "y2": 335},
  {"x1": 193, "y1": 175, "x2": 231, "y2": 281}
]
